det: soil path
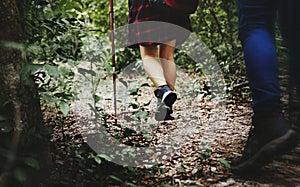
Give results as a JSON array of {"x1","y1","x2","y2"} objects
[{"x1": 49, "y1": 64, "x2": 300, "y2": 186}]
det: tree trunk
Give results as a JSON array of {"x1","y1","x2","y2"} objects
[{"x1": 0, "y1": 0, "x2": 50, "y2": 186}]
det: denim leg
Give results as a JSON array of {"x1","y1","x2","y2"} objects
[
  {"x1": 238, "y1": 0, "x2": 281, "y2": 113},
  {"x1": 243, "y1": 29, "x2": 281, "y2": 112}
]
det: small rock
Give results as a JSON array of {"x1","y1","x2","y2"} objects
[
  {"x1": 174, "y1": 178, "x2": 181, "y2": 185},
  {"x1": 219, "y1": 178, "x2": 236, "y2": 187},
  {"x1": 162, "y1": 155, "x2": 168, "y2": 160},
  {"x1": 191, "y1": 168, "x2": 198, "y2": 175},
  {"x1": 226, "y1": 178, "x2": 235, "y2": 185},
  {"x1": 211, "y1": 166, "x2": 217, "y2": 172}
]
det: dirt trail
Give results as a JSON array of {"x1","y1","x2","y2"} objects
[{"x1": 49, "y1": 64, "x2": 300, "y2": 186}]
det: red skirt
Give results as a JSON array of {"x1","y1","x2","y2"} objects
[{"x1": 128, "y1": 0, "x2": 192, "y2": 48}]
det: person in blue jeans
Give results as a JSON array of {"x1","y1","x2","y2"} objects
[{"x1": 231, "y1": 0, "x2": 299, "y2": 173}]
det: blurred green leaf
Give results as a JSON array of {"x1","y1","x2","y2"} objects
[
  {"x1": 59, "y1": 101, "x2": 70, "y2": 116},
  {"x1": 54, "y1": 93, "x2": 73, "y2": 100},
  {"x1": 129, "y1": 88, "x2": 139, "y2": 96},
  {"x1": 44, "y1": 64, "x2": 59, "y2": 77},
  {"x1": 14, "y1": 168, "x2": 27, "y2": 183},
  {"x1": 109, "y1": 175, "x2": 123, "y2": 183},
  {"x1": 219, "y1": 158, "x2": 230, "y2": 168},
  {"x1": 40, "y1": 93, "x2": 59, "y2": 103},
  {"x1": 94, "y1": 156, "x2": 102, "y2": 164},
  {"x1": 134, "y1": 110, "x2": 148, "y2": 120},
  {"x1": 97, "y1": 154, "x2": 112, "y2": 162},
  {"x1": 24, "y1": 157, "x2": 40, "y2": 170},
  {"x1": 94, "y1": 94, "x2": 102, "y2": 103},
  {"x1": 125, "y1": 182, "x2": 138, "y2": 187},
  {"x1": 129, "y1": 103, "x2": 139, "y2": 109}
]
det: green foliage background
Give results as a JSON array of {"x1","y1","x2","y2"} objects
[{"x1": 25, "y1": 0, "x2": 244, "y2": 112}]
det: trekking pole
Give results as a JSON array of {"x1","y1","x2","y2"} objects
[{"x1": 110, "y1": 0, "x2": 117, "y2": 124}]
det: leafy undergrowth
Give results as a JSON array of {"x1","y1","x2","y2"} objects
[{"x1": 43, "y1": 69, "x2": 300, "y2": 186}]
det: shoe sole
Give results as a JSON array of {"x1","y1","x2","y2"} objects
[
  {"x1": 154, "y1": 104, "x2": 174, "y2": 121},
  {"x1": 231, "y1": 129, "x2": 299, "y2": 173},
  {"x1": 155, "y1": 112, "x2": 174, "y2": 121}
]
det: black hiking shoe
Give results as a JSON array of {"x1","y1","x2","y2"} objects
[
  {"x1": 231, "y1": 113, "x2": 299, "y2": 174},
  {"x1": 154, "y1": 85, "x2": 177, "y2": 121}
]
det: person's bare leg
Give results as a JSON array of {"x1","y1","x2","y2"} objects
[
  {"x1": 139, "y1": 45, "x2": 167, "y2": 87},
  {"x1": 159, "y1": 39, "x2": 176, "y2": 90},
  {"x1": 140, "y1": 42, "x2": 177, "y2": 121}
]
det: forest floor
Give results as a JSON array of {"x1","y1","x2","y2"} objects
[{"x1": 45, "y1": 67, "x2": 300, "y2": 186}]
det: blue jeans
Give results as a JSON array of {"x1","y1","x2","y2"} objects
[{"x1": 237, "y1": 0, "x2": 299, "y2": 113}]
